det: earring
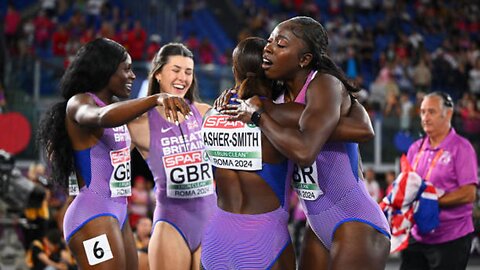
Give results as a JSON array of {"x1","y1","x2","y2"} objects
[{"x1": 300, "y1": 64, "x2": 304, "y2": 68}]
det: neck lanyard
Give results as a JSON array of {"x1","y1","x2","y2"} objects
[{"x1": 412, "y1": 140, "x2": 444, "y2": 181}]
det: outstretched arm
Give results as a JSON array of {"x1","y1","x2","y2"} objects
[{"x1": 67, "y1": 93, "x2": 191, "y2": 128}]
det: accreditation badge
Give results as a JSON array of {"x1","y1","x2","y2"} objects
[
  {"x1": 202, "y1": 114, "x2": 262, "y2": 170},
  {"x1": 109, "y1": 147, "x2": 131, "y2": 197},
  {"x1": 292, "y1": 162, "x2": 323, "y2": 201},
  {"x1": 163, "y1": 150, "x2": 214, "y2": 199}
]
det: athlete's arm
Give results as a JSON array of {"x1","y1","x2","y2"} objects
[
  {"x1": 66, "y1": 93, "x2": 191, "y2": 128},
  {"x1": 329, "y1": 99, "x2": 374, "y2": 143},
  {"x1": 226, "y1": 74, "x2": 342, "y2": 167}
]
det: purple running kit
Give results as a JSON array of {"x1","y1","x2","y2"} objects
[
  {"x1": 290, "y1": 71, "x2": 390, "y2": 250},
  {"x1": 146, "y1": 102, "x2": 216, "y2": 252},
  {"x1": 64, "y1": 92, "x2": 132, "y2": 242}
]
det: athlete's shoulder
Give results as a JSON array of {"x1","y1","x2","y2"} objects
[{"x1": 193, "y1": 101, "x2": 212, "y2": 117}]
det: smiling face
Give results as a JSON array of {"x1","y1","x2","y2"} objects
[
  {"x1": 107, "y1": 53, "x2": 135, "y2": 98},
  {"x1": 262, "y1": 21, "x2": 309, "y2": 81},
  {"x1": 155, "y1": 55, "x2": 194, "y2": 97}
]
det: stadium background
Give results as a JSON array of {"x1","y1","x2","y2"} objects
[{"x1": 1, "y1": 0, "x2": 480, "y2": 268}]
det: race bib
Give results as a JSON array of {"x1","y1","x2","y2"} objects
[
  {"x1": 163, "y1": 150, "x2": 214, "y2": 199},
  {"x1": 68, "y1": 174, "x2": 79, "y2": 196},
  {"x1": 83, "y1": 234, "x2": 113, "y2": 266},
  {"x1": 202, "y1": 114, "x2": 262, "y2": 170},
  {"x1": 109, "y1": 147, "x2": 131, "y2": 197},
  {"x1": 292, "y1": 162, "x2": 323, "y2": 201}
]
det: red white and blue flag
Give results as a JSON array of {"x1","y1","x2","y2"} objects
[{"x1": 380, "y1": 155, "x2": 440, "y2": 253}]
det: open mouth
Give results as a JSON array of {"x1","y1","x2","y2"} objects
[
  {"x1": 173, "y1": 84, "x2": 186, "y2": 91},
  {"x1": 262, "y1": 57, "x2": 273, "y2": 69}
]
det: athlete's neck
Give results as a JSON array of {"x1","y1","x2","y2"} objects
[{"x1": 284, "y1": 69, "x2": 313, "y2": 102}]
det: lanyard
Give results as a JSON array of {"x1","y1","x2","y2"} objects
[{"x1": 412, "y1": 140, "x2": 444, "y2": 181}]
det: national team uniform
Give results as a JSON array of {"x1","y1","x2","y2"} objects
[
  {"x1": 289, "y1": 71, "x2": 390, "y2": 250},
  {"x1": 146, "y1": 102, "x2": 216, "y2": 252},
  {"x1": 64, "y1": 92, "x2": 132, "y2": 243},
  {"x1": 200, "y1": 112, "x2": 292, "y2": 269}
]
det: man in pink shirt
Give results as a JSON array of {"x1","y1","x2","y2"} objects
[{"x1": 403, "y1": 91, "x2": 478, "y2": 270}]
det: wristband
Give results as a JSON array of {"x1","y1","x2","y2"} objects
[{"x1": 251, "y1": 109, "x2": 264, "y2": 126}]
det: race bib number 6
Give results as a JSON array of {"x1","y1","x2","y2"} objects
[{"x1": 83, "y1": 234, "x2": 113, "y2": 266}]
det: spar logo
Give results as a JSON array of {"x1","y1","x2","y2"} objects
[
  {"x1": 203, "y1": 115, "x2": 245, "y2": 129},
  {"x1": 164, "y1": 151, "x2": 203, "y2": 168},
  {"x1": 110, "y1": 148, "x2": 131, "y2": 164},
  {"x1": 109, "y1": 147, "x2": 131, "y2": 182},
  {"x1": 163, "y1": 150, "x2": 212, "y2": 184}
]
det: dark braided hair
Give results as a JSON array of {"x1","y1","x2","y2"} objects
[
  {"x1": 37, "y1": 38, "x2": 127, "y2": 187},
  {"x1": 286, "y1": 16, "x2": 359, "y2": 93},
  {"x1": 233, "y1": 37, "x2": 274, "y2": 99}
]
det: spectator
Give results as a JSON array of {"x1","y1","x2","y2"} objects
[
  {"x1": 23, "y1": 163, "x2": 50, "y2": 249},
  {"x1": 399, "y1": 92, "x2": 414, "y2": 131},
  {"x1": 364, "y1": 167, "x2": 382, "y2": 202},
  {"x1": 384, "y1": 170, "x2": 396, "y2": 195},
  {"x1": 26, "y1": 228, "x2": 73, "y2": 270},
  {"x1": 198, "y1": 37, "x2": 215, "y2": 64},
  {"x1": 127, "y1": 20, "x2": 147, "y2": 60},
  {"x1": 128, "y1": 176, "x2": 150, "y2": 230},
  {"x1": 146, "y1": 34, "x2": 161, "y2": 60},
  {"x1": 134, "y1": 217, "x2": 151, "y2": 270},
  {"x1": 33, "y1": 10, "x2": 55, "y2": 50},
  {"x1": 412, "y1": 57, "x2": 432, "y2": 93},
  {"x1": 52, "y1": 24, "x2": 69, "y2": 57},
  {"x1": 459, "y1": 97, "x2": 480, "y2": 152},
  {"x1": 469, "y1": 56, "x2": 480, "y2": 98},
  {"x1": 0, "y1": 83, "x2": 7, "y2": 113},
  {"x1": 4, "y1": 3, "x2": 21, "y2": 55}
]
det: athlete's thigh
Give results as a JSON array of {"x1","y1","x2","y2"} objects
[
  {"x1": 68, "y1": 216, "x2": 126, "y2": 270},
  {"x1": 148, "y1": 221, "x2": 191, "y2": 270},
  {"x1": 191, "y1": 246, "x2": 201, "y2": 270},
  {"x1": 270, "y1": 241, "x2": 296, "y2": 270},
  {"x1": 122, "y1": 219, "x2": 138, "y2": 270},
  {"x1": 298, "y1": 224, "x2": 329, "y2": 270},
  {"x1": 330, "y1": 221, "x2": 390, "y2": 270}
]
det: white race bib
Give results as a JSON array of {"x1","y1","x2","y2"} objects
[
  {"x1": 109, "y1": 147, "x2": 131, "y2": 197},
  {"x1": 202, "y1": 114, "x2": 262, "y2": 170},
  {"x1": 163, "y1": 150, "x2": 214, "y2": 199},
  {"x1": 292, "y1": 162, "x2": 323, "y2": 201},
  {"x1": 68, "y1": 174, "x2": 79, "y2": 196},
  {"x1": 83, "y1": 234, "x2": 113, "y2": 265}
]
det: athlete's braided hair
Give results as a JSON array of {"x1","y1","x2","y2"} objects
[
  {"x1": 287, "y1": 16, "x2": 359, "y2": 93},
  {"x1": 37, "y1": 38, "x2": 127, "y2": 187}
]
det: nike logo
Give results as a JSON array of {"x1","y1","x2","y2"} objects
[{"x1": 161, "y1": 127, "x2": 173, "y2": 133}]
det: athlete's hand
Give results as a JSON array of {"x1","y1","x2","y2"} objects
[
  {"x1": 156, "y1": 93, "x2": 192, "y2": 124},
  {"x1": 213, "y1": 88, "x2": 237, "y2": 111},
  {"x1": 221, "y1": 96, "x2": 263, "y2": 123}
]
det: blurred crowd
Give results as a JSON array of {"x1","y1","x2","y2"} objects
[{"x1": 2, "y1": 0, "x2": 480, "y2": 268}]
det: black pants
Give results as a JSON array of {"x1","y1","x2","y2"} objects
[{"x1": 400, "y1": 234, "x2": 473, "y2": 270}]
